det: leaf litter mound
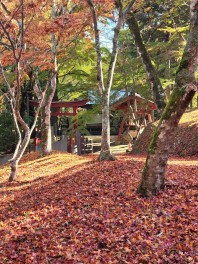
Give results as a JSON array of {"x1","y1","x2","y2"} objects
[
  {"x1": 0, "y1": 151, "x2": 197, "y2": 263},
  {"x1": 132, "y1": 109, "x2": 198, "y2": 157}
]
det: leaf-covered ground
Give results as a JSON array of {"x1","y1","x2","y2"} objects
[
  {"x1": 132, "y1": 109, "x2": 198, "y2": 157},
  {"x1": 0, "y1": 152, "x2": 197, "y2": 263}
]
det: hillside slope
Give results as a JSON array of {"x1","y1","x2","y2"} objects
[{"x1": 132, "y1": 109, "x2": 198, "y2": 157}]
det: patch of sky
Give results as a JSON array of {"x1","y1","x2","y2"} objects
[{"x1": 98, "y1": 18, "x2": 116, "y2": 51}]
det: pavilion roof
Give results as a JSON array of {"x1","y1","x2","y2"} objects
[{"x1": 111, "y1": 93, "x2": 157, "y2": 113}]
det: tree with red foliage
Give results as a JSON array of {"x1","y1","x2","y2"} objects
[
  {"x1": 0, "y1": 0, "x2": 89, "y2": 181},
  {"x1": 0, "y1": 0, "x2": 50, "y2": 180},
  {"x1": 38, "y1": 0, "x2": 88, "y2": 155}
]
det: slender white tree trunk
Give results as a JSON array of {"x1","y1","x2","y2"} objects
[
  {"x1": 41, "y1": 0, "x2": 57, "y2": 155},
  {"x1": 99, "y1": 91, "x2": 116, "y2": 160},
  {"x1": 41, "y1": 100, "x2": 53, "y2": 155},
  {"x1": 87, "y1": 0, "x2": 136, "y2": 161}
]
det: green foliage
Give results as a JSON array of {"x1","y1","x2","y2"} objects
[
  {"x1": 130, "y1": 0, "x2": 190, "y2": 97},
  {"x1": 57, "y1": 38, "x2": 98, "y2": 102},
  {"x1": 0, "y1": 111, "x2": 17, "y2": 153},
  {"x1": 114, "y1": 29, "x2": 151, "y2": 100},
  {"x1": 110, "y1": 110, "x2": 123, "y2": 135},
  {"x1": 78, "y1": 105, "x2": 102, "y2": 136},
  {"x1": 158, "y1": 26, "x2": 189, "y2": 34}
]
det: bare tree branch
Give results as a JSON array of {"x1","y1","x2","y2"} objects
[
  {"x1": 123, "y1": 0, "x2": 137, "y2": 16},
  {"x1": 87, "y1": 0, "x2": 105, "y2": 94},
  {"x1": 107, "y1": 0, "x2": 137, "y2": 91}
]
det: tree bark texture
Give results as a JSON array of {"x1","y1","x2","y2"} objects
[
  {"x1": 98, "y1": 91, "x2": 116, "y2": 161},
  {"x1": 41, "y1": 100, "x2": 53, "y2": 155},
  {"x1": 9, "y1": 130, "x2": 30, "y2": 181},
  {"x1": 137, "y1": 0, "x2": 198, "y2": 197},
  {"x1": 8, "y1": 79, "x2": 47, "y2": 181},
  {"x1": 41, "y1": 71, "x2": 57, "y2": 156},
  {"x1": 127, "y1": 12, "x2": 166, "y2": 112}
]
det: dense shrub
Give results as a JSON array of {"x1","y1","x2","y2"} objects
[{"x1": 0, "y1": 112, "x2": 17, "y2": 153}]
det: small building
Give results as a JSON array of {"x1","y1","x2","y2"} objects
[{"x1": 111, "y1": 93, "x2": 157, "y2": 142}]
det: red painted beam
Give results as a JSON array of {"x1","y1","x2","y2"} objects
[
  {"x1": 30, "y1": 99, "x2": 89, "y2": 108},
  {"x1": 51, "y1": 112, "x2": 76, "y2": 116}
]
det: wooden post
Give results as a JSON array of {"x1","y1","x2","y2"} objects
[
  {"x1": 117, "y1": 111, "x2": 127, "y2": 141},
  {"x1": 147, "y1": 112, "x2": 152, "y2": 122},
  {"x1": 76, "y1": 130, "x2": 82, "y2": 155},
  {"x1": 197, "y1": 95, "x2": 198, "y2": 108}
]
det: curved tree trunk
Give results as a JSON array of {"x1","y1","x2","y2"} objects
[
  {"x1": 127, "y1": 12, "x2": 166, "y2": 113},
  {"x1": 9, "y1": 130, "x2": 30, "y2": 181},
  {"x1": 8, "y1": 81, "x2": 47, "y2": 181},
  {"x1": 8, "y1": 79, "x2": 48, "y2": 181},
  {"x1": 137, "y1": 0, "x2": 198, "y2": 197}
]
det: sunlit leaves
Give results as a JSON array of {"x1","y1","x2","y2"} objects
[
  {"x1": 158, "y1": 26, "x2": 190, "y2": 34},
  {"x1": 0, "y1": 150, "x2": 197, "y2": 262},
  {"x1": 133, "y1": 109, "x2": 198, "y2": 156}
]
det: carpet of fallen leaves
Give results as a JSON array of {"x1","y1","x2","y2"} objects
[
  {"x1": 0, "y1": 152, "x2": 197, "y2": 263},
  {"x1": 132, "y1": 109, "x2": 198, "y2": 157}
]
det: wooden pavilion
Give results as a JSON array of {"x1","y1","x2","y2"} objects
[{"x1": 111, "y1": 93, "x2": 157, "y2": 141}]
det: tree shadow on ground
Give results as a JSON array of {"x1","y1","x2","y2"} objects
[{"x1": 0, "y1": 155, "x2": 197, "y2": 263}]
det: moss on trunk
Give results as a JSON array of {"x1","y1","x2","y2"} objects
[{"x1": 137, "y1": 0, "x2": 198, "y2": 197}]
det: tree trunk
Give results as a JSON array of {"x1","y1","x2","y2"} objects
[
  {"x1": 9, "y1": 130, "x2": 31, "y2": 181},
  {"x1": 41, "y1": 72, "x2": 57, "y2": 156},
  {"x1": 8, "y1": 79, "x2": 48, "y2": 181},
  {"x1": 137, "y1": 0, "x2": 198, "y2": 197},
  {"x1": 87, "y1": 0, "x2": 136, "y2": 161},
  {"x1": 41, "y1": 0, "x2": 57, "y2": 156},
  {"x1": 9, "y1": 160, "x2": 18, "y2": 182},
  {"x1": 41, "y1": 100, "x2": 53, "y2": 155},
  {"x1": 98, "y1": 91, "x2": 116, "y2": 161},
  {"x1": 127, "y1": 12, "x2": 166, "y2": 112}
]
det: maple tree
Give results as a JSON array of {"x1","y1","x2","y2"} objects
[
  {"x1": 109, "y1": 0, "x2": 191, "y2": 107},
  {"x1": 0, "y1": 0, "x2": 51, "y2": 181},
  {"x1": 138, "y1": 0, "x2": 198, "y2": 197},
  {"x1": 86, "y1": 0, "x2": 137, "y2": 161},
  {"x1": 0, "y1": 1, "x2": 197, "y2": 262},
  {"x1": 27, "y1": 0, "x2": 89, "y2": 156},
  {"x1": 0, "y1": 0, "x2": 90, "y2": 177},
  {"x1": 38, "y1": 1, "x2": 86, "y2": 155}
]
